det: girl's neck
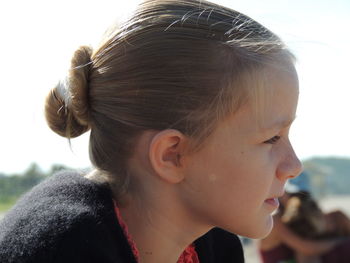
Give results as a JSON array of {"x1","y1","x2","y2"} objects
[{"x1": 118, "y1": 192, "x2": 208, "y2": 263}]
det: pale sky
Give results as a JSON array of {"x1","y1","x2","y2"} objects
[{"x1": 0, "y1": 0, "x2": 349, "y2": 174}]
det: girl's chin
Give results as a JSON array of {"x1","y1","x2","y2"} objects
[{"x1": 236, "y1": 215, "x2": 274, "y2": 239}]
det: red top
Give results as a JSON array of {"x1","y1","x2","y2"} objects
[{"x1": 113, "y1": 200, "x2": 200, "y2": 263}]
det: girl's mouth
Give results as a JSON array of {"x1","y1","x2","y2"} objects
[{"x1": 264, "y1": 198, "x2": 279, "y2": 209}]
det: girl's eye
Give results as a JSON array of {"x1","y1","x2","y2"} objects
[{"x1": 264, "y1": 136, "x2": 281, "y2": 144}]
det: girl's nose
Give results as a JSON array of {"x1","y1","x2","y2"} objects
[{"x1": 276, "y1": 147, "x2": 303, "y2": 181}]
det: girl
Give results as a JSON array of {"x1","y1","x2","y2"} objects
[{"x1": 0, "y1": 0, "x2": 302, "y2": 262}]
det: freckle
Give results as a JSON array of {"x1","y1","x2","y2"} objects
[
  {"x1": 241, "y1": 151, "x2": 244, "y2": 154},
  {"x1": 209, "y1": 173, "x2": 217, "y2": 181}
]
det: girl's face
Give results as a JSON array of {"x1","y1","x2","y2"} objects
[{"x1": 180, "y1": 64, "x2": 302, "y2": 238}]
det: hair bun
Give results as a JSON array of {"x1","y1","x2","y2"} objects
[{"x1": 45, "y1": 46, "x2": 93, "y2": 138}]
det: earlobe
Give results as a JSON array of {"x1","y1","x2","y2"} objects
[{"x1": 148, "y1": 129, "x2": 186, "y2": 184}]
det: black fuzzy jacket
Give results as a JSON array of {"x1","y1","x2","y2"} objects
[{"x1": 0, "y1": 172, "x2": 244, "y2": 263}]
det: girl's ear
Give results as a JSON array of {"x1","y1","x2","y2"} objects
[{"x1": 148, "y1": 129, "x2": 187, "y2": 184}]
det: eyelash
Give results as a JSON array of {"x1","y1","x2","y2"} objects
[{"x1": 264, "y1": 136, "x2": 281, "y2": 144}]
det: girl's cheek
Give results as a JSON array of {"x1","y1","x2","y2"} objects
[{"x1": 264, "y1": 146, "x2": 282, "y2": 172}]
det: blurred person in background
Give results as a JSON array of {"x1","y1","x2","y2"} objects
[{"x1": 259, "y1": 172, "x2": 350, "y2": 263}]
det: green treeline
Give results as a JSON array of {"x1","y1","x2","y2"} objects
[
  {"x1": 0, "y1": 163, "x2": 70, "y2": 205},
  {"x1": 303, "y1": 157, "x2": 350, "y2": 197}
]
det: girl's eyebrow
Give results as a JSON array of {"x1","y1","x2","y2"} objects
[
  {"x1": 271, "y1": 116, "x2": 296, "y2": 130},
  {"x1": 261, "y1": 116, "x2": 296, "y2": 132}
]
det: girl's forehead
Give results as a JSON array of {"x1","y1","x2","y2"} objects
[{"x1": 226, "y1": 65, "x2": 299, "y2": 134}]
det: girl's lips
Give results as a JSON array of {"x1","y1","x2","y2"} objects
[{"x1": 264, "y1": 197, "x2": 280, "y2": 209}]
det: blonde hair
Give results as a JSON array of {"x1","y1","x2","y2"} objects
[{"x1": 45, "y1": 0, "x2": 294, "y2": 192}]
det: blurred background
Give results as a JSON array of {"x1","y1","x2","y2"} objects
[{"x1": 0, "y1": 0, "x2": 349, "y2": 262}]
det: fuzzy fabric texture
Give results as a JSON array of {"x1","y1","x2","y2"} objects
[{"x1": 0, "y1": 171, "x2": 243, "y2": 263}]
